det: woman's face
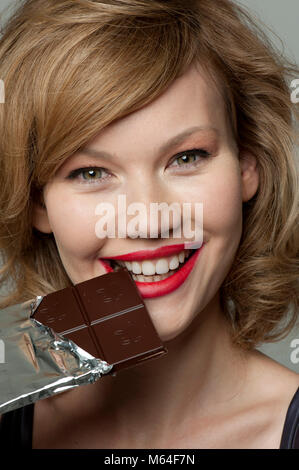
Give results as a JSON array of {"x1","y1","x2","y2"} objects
[{"x1": 33, "y1": 62, "x2": 259, "y2": 341}]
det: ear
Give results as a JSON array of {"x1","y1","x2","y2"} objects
[
  {"x1": 239, "y1": 150, "x2": 259, "y2": 202},
  {"x1": 32, "y1": 193, "x2": 52, "y2": 234}
]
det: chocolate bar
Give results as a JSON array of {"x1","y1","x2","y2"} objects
[{"x1": 30, "y1": 268, "x2": 167, "y2": 373}]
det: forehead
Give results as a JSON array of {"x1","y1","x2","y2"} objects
[{"x1": 86, "y1": 62, "x2": 229, "y2": 151}]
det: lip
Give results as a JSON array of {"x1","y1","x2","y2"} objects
[
  {"x1": 98, "y1": 244, "x2": 204, "y2": 298},
  {"x1": 100, "y1": 243, "x2": 188, "y2": 262}
]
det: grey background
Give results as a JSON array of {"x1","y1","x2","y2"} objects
[{"x1": 0, "y1": 0, "x2": 298, "y2": 372}]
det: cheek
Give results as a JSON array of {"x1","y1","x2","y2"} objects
[
  {"x1": 203, "y1": 173, "x2": 243, "y2": 236},
  {"x1": 178, "y1": 166, "x2": 243, "y2": 238},
  {"x1": 46, "y1": 191, "x2": 101, "y2": 258}
]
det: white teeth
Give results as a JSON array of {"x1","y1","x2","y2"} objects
[
  {"x1": 131, "y1": 261, "x2": 142, "y2": 274},
  {"x1": 169, "y1": 255, "x2": 179, "y2": 270},
  {"x1": 155, "y1": 258, "x2": 169, "y2": 275},
  {"x1": 141, "y1": 260, "x2": 156, "y2": 276},
  {"x1": 114, "y1": 249, "x2": 191, "y2": 276},
  {"x1": 124, "y1": 261, "x2": 132, "y2": 270},
  {"x1": 131, "y1": 265, "x2": 181, "y2": 282}
]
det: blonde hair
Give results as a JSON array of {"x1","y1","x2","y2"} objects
[{"x1": 0, "y1": 0, "x2": 298, "y2": 350}]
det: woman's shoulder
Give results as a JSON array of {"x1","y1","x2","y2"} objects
[
  {"x1": 247, "y1": 349, "x2": 298, "y2": 387},
  {"x1": 246, "y1": 349, "x2": 298, "y2": 405}
]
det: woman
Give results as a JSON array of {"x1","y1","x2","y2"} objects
[{"x1": 0, "y1": 0, "x2": 298, "y2": 449}]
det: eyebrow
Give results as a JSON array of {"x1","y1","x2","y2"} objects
[{"x1": 78, "y1": 126, "x2": 219, "y2": 160}]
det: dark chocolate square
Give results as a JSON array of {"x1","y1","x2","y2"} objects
[{"x1": 31, "y1": 269, "x2": 167, "y2": 372}]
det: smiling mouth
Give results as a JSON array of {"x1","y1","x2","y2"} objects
[
  {"x1": 99, "y1": 245, "x2": 204, "y2": 299},
  {"x1": 105, "y1": 249, "x2": 194, "y2": 283}
]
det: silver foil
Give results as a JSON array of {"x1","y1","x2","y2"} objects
[{"x1": 0, "y1": 297, "x2": 113, "y2": 414}]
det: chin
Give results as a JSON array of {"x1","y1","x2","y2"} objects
[{"x1": 150, "y1": 314, "x2": 194, "y2": 343}]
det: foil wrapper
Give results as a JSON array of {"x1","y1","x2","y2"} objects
[{"x1": 0, "y1": 297, "x2": 113, "y2": 414}]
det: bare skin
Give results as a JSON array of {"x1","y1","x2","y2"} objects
[
  {"x1": 32, "y1": 309, "x2": 298, "y2": 449},
  {"x1": 28, "y1": 61, "x2": 298, "y2": 449}
]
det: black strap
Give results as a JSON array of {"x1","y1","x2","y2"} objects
[
  {"x1": 280, "y1": 387, "x2": 299, "y2": 449},
  {"x1": 0, "y1": 403, "x2": 35, "y2": 449}
]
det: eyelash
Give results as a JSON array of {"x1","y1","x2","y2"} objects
[{"x1": 66, "y1": 148, "x2": 211, "y2": 185}]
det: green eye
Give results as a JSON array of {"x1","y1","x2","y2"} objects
[
  {"x1": 67, "y1": 166, "x2": 110, "y2": 185},
  {"x1": 81, "y1": 168, "x2": 102, "y2": 180},
  {"x1": 176, "y1": 153, "x2": 198, "y2": 166},
  {"x1": 173, "y1": 149, "x2": 211, "y2": 167}
]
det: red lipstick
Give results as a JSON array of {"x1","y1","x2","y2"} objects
[{"x1": 101, "y1": 244, "x2": 186, "y2": 262}]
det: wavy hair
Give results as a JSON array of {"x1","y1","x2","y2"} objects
[{"x1": 0, "y1": 0, "x2": 298, "y2": 350}]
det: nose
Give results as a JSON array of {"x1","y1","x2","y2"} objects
[{"x1": 118, "y1": 179, "x2": 182, "y2": 240}]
